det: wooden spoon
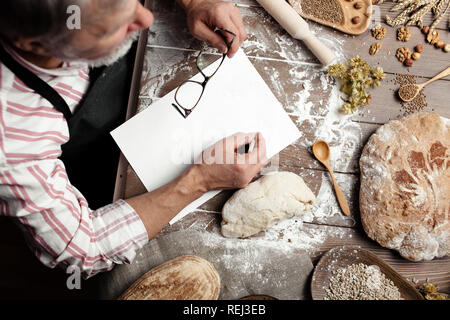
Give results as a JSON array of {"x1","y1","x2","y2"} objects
[
  {"x1": 398, "y1": 66, "x2": 450, "y2": 102},
  {"x1": 312, "y1": 140, "x2": 350, "y2": 216},
  {"x1": 311, "y1": 246, "x2": 425, "y2": 300}
]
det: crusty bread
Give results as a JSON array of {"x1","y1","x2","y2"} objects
[
  {"x1": 360, "y1": 113, "x2": 449, "y2": 261},
  {"x1": 118, "y1": 255, "x2": 220, "y2": 300}
]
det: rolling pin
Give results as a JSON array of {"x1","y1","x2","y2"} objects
[{"x1": 256, "y1": 0, "x2": 337, "y2": 66}]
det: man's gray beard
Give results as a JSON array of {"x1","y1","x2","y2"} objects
[{"x1": 63, "y1": 31, "x2": 140, "y2": 68}]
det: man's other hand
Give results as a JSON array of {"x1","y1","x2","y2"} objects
[{"x1": 180, "y1": 0, "x2": 247, "y2": 58}]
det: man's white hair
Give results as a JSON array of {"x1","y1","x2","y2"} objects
[{"x1": 0, "y1": 0, "x2": 128, "y2": 51}]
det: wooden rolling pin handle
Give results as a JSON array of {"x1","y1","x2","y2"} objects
[
  {"x1": 302, "y1": 35, "x2": 337, "y2": 67},
  {"x1": 256, "y1": 0, "x2": 336, "y2": 66}
]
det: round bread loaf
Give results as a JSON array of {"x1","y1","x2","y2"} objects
[
  {"x1": 118, "y1": 255, "x2": 220, "y2": 300},
  {"x1": 360, "y1": 113, "x2": 449, "y2": 261}
]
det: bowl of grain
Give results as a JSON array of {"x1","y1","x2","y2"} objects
[{"x1": 311, "y1": 246, "x2": 424, "y2": 300}]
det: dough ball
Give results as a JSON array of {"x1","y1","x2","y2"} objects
[{"x1": 221, "y1": 171, "x2": 316, "y2": 238}]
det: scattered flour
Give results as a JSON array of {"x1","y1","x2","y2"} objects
[
  {"x1": 138, "y1": 6, "x2": 363, "y2": 254},
  {"x1": 174, "y1": 211, "x2": 351, "y2": 257}
]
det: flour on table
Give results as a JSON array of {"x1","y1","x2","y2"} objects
[{"x1": 138, "y1": 15, "x2": 361, "y2": 252}]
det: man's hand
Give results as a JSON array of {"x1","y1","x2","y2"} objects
[
  {"x1": 178, "y1": 0, "x2": 247, "y2": 58},
  {"x1": 126, "y1": 132, "x2": 267, "y2": 239},
  {"x1": 195, "y1": 132, "x2": 268, "y2": 191}
]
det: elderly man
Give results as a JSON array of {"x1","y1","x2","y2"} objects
[{"x1": 0, "y1": 0, "x2": 267, "y2": 293}]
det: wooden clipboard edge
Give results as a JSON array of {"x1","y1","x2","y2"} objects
[{"x1": 113, "y1": 0, "x2": 150, "y2": 202}]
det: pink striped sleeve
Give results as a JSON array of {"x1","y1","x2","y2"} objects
[{"x1": 0, "y1": 159, "x2": 149, "y2": 279}]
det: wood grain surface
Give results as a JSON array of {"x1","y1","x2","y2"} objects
[
  {"x1": 116, "y1": 0, "x2": 449, "y2": 297},
  {"x1": 2, "y1": 0, "x2": 445, "y2": 300}
]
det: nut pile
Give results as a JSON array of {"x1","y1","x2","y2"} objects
[
  {"x1": 324, "y1": 263, "x2": 403, "y2": 300},
  {"x1": 393, "y1": 26, "x2": 423, "y2": 67},
  {"x1": 369, "y1": 24, "x2": 387, "y2": 56},
  {"x1": 422, "y1": 26, "x2": 449, "y2": 52},
  {"x1": 390, "y1": 25, "x2": 450, "y2": 67}
]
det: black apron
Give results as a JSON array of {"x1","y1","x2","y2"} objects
[{"x1": 0, "y1": 44, "x2": 137, "y2": 209}]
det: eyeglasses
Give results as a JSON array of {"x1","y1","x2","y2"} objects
[{"x1": 172, "y1": 27, "x2": 236, "y2": 119}]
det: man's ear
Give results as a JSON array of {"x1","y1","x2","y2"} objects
[{"x1": 12, "y1": 38, "x2": 51, "y2": 56}]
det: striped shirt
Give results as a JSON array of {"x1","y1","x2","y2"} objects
[{"x1": 0, "y1": 43, "x2": 148, "y2": 279}]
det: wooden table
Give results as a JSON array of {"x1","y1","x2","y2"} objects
[{"x1": 114, "y1": 0, "x2": 450, "y2": 296}]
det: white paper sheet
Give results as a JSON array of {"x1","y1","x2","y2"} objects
[{"x1": 111, "y1": 49, "x2": 301, "y2": 224}]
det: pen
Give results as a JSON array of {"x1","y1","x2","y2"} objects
[{"x1": 237, "y1": 138, "x2": 256, "y2": 154}]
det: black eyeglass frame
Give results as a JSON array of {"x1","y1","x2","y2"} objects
[{"x1": 171, "y1": 27, "x2": 236, "y2": 119}]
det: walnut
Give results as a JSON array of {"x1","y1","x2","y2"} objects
[
  {"x1": 396, "y1": 47, "x2": 412, "y2": 63},
  {"x1": 369, "y1": 43, "x2": 382, "y2": 55},
  {"x1": 426, "y1": 30, "x2": 440, "y2": 45},
  {"x1": 397, "y1": 27, "x2": 411, "y2": 42},
  {"x1": 371, "y1": 24, "x2": 387, "y2": 40}
]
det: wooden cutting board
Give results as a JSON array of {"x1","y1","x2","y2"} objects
[{"x1": 288, "y1": 0, "x2": 373, "y2": 35}]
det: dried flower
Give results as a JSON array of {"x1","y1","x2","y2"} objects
[
  {"x1": 418, "y1": 282, "x2": 450, "y2": 300},
  {"x1": 327, "y1": 56, "x2": 385, "y2": 113}
]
